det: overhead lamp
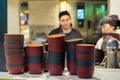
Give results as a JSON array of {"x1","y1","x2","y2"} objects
[{"x1": 59, "y1": 0, "x2": 68, "y2": 11}]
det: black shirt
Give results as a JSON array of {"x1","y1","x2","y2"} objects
[{"x1": 49, "y1": 27, "x2": 83, "y2": 40}]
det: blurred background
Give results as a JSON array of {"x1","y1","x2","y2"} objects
[
  {"x1": 1, "y1": 0, "x2": 120, "y2": 71},
  {"x1": 19, "y1": 0, "x2": 107, "y2": 44}
]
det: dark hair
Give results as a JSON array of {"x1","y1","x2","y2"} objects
[
  {"x1": 101, "y1": 15, "x2": 119, "y2": 27},
  {"x1": 59, "y1": 11, "x2": 71, "y2": 19},
  {"x1": 109, "y1": 15, "x2": 119, "y2": 21}
]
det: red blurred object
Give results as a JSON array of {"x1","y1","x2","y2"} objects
[
  {"x1": 48, "y1": 64, "x2": 64, "y2": 75},
  {"x1": 26, "y1": 44, "x2": 44, "y2": 74},
  {"x1": 102, "y1": 33, "x2": 120, "y2": 40},
  {"x1": 48, "y1": 34, "x2": 65, "y2": 75},
  {"x1": 67, "y1": 62, "x2": 77, "y2": 75},
  {"x1": 76, "y1": 44, "x2": 95, "y2": 78},
  {"x1": 4, "y1": 34, "x2": 25, "y2": 74},
  {"x1": 77, "y1": 67, "x2": 94, "y2": 78}
]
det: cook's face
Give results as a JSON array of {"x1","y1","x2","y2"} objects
[
  {"x1": 59, "y1": 15, "x2": 71, "y2": 29},
  {"x1": 101, "y1": 23, "x2": 114, "y2": 33}
]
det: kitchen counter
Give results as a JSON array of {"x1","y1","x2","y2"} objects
[{"x1": 0, "y1": 67, "x2": 120, "y2": 80}]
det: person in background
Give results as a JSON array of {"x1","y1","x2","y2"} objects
[
  {"x1": 95, "y1": 15, "x2": 120, "y2": 65},
  {"x1": 44, "y1": 11, "x2": 83, "y2": 72},
  {"x1": 48, "y1": 11, "x2": 83, "y2": 40},
  {"x1": 95, "y1": 15, "x2": 119, "y2": 50}
]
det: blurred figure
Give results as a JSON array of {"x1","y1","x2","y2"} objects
[
  {"x1": 44, "y1": 11, "x2": 83, "y2": 72},
  {"x1": 49, "y1": 11, "x2": 83, "y2": 40},
  {"x1": 95, "y1": 15, "x2": 120, "y2": 65},
  {"x1": 95, "y1": 15, "x2": 119, "y2": 50}
]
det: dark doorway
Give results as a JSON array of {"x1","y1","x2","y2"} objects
[{"x1": 0, "y1": 0, "x2": 7, "y2": 71}]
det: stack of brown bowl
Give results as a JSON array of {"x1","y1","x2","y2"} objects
[
  {"x1": 4, "y1": 34, "x2": 25, "y2": 74},
  {"x1": 48, "y1": 34, "x2": 65, "y2": 75}
]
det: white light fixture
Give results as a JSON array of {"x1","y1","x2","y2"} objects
[{"x1": 59, "y1": 0, "x2": 68, "y2": 11}]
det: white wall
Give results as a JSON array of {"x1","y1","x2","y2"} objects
[
  {"x1": 29, "y1": 1, "x2": 59, "y2": 27},
  {"x1": 7, "y1": 0, "x2": 120, "y2": 34},
  {"x1": 108, "y1": 0, "x2": 120, "y2": 18},
  {"x1": 7, "y1": 0, "x2": 20, "y2": 34},
  {"x1": 66, "y1": 2, "x2": 77, "y2": 28}
]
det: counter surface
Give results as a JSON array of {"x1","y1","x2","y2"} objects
[{"x1": 0, "y1": 67, "x2": 120, "y2": 80}]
